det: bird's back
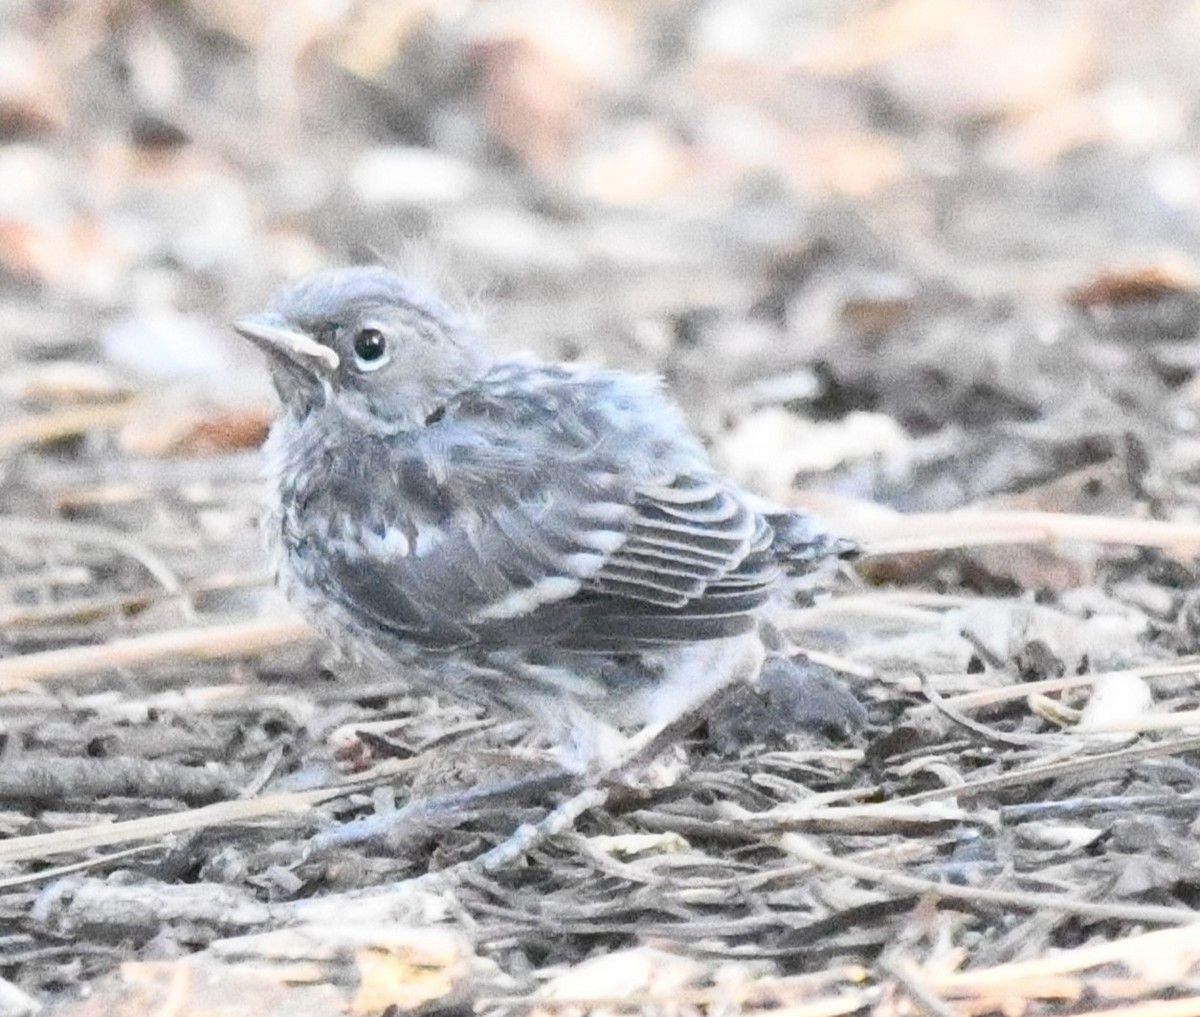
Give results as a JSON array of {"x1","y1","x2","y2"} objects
[{"x1": 264, "y1": 358, "x2": 836, "y2": 654}]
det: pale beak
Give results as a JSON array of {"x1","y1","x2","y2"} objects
[{"x1": 233, "y1": 313, "x2": 340, "y2": 372}]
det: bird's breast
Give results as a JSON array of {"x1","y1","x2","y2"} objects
[{"x1": 263, "y1": 414, "x2": 457, "y2": 569}]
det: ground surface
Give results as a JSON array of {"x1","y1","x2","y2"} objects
[{"x1": 3, "y1": 2, "x2": 1200, "y2": 1015}]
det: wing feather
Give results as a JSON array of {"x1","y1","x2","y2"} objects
[
  {"x1": 317, "y1": 469, "x2": 781, "y2": 651},
  {"x1": 301, "y1": 367, "x2": 812, "y2": 651}
]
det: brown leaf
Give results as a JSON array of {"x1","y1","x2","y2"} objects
[
  {"x1": 119, "y1": 403, "x2": 271, "y2": 457},
  {"x1": 1070, "y1": 264, "x2": 1197, "y2": 311}
]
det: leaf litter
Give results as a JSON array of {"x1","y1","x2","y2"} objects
[{"x1": 2, "y1": 1, "x2": 1200, "y2": 1015}]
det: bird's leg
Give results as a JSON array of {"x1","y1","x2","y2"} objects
[
  {"x1": 447, "y1": 636, "x2": 770, "y2": 875},
  {"x1": 308, "y1": 766, "x2": 577, "y2": 855},
  {"x1": 602, "y1": 695, "x2": 730, "y2": 783},
  {"x1": 597, "y1": 631, "x2": 767, "y2": 783},
  {"x1": 310, "y1": 634, "x2": 766, "y2": 856}
]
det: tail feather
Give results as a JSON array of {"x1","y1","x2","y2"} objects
[{"x1": 765, "y1": 511, "x2": 858, "y2": 573}]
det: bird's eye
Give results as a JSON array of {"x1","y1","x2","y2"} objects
[{"x1": 352, "y1": 328, "x2": 388, "y2": 370}]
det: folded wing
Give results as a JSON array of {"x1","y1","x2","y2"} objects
[{"x1": 317, "y1": 472, "x2": 784, "y2": 652}]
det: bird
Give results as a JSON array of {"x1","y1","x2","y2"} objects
[{"x1": 235, "y1": 266, "x2": 853, "y2": 773}]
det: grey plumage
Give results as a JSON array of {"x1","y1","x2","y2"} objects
[{"x1": 236, "y1": 266, "x2": 851, "y2": 767}]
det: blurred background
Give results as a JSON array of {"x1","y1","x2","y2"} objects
[{"x1": 5, "y1": 0, "x2": 1200, "y2": 520}]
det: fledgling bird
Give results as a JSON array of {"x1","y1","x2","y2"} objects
[{"x1": 236, "y1": 266, "x2": 851, "y2": 771}]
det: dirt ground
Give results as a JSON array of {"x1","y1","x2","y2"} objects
[{"x1": 3, "y1": 1, "x2": 1200, "y2": 1015}]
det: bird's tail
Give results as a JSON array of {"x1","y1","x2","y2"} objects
[{"x1": 765, "y1": 510, "x2": 859, "y2": 574}]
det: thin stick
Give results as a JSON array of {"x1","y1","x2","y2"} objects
[
  {"x1": 0, "y1": 401, "x2": 138, "y2": 452},
  {"x1": 0, "y1": 844, "x2": 163, "y2": 891},
  {"x1": 1, "y1": 516, "x2": 196, "y2": 621},
  {"x1": 927, "y1": 924, "x2": 1200, "y2": 989},
  {"x1": 880, "y1": 958, "x2": 964, "y2": 1017},
  {"x1": 0, "y1": 761, "x2": 412, "y2": 864},
  {"x1": 0, "y1": 616, "x2": 312, "y2": 689},
  {"x1": 776, "y1": 833, "x2": 1198, "y2": 926},
  {"x1": 895, "y1": 734, "x2": 1200, "y2": 805},
  {"x1": 929, "y1": 659, "x2": 1200, "y2": 713},
  {"x1": 857, "y1": 509, "x2": 1200, "y2": 555}
]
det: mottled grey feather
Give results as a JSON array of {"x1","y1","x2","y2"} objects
[
  {"x1": 277, "y1": 361, "x2": 801, "y2": 650},
  {"x1": 240, "y1": 265, "x2": 852, "y2": 750}
]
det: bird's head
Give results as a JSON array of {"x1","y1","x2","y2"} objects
[{"x1": 234, "y1": 266, "x2": 489, "y2": 429}]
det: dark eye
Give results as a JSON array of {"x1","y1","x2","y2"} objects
[{"x1": 352, "y1": 328, "x2": 388, "y2": 369}]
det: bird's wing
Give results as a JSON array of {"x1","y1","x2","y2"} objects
[
  {"x1": 565, "y1": 474, "x2": 779, "y2": 649},
  {"x1": 315, "y1": 469, "x2": 781, "y2": 652},
  {"x1": 301, "y1": 363, "x2": 842, "y2": 651}
]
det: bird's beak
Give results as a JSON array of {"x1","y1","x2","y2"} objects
[{"x1": 233, "y1": 313, "x2": 340, "y2": 372}]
